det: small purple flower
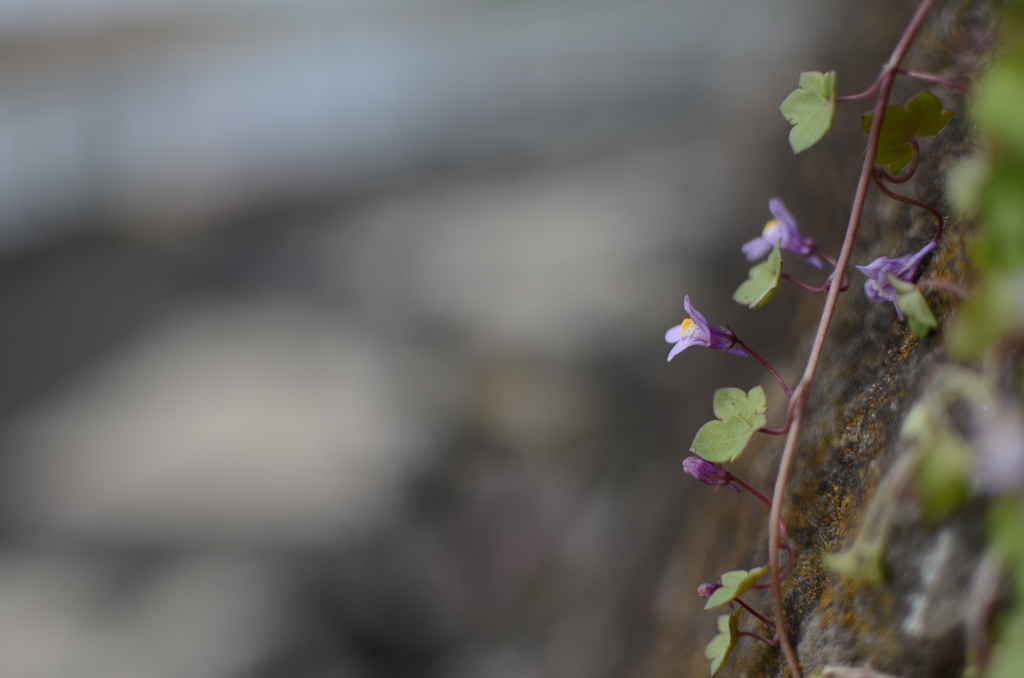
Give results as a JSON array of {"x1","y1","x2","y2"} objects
[
  {"x1": 697, "y1": 582, "x2": 723, "y2": 599},
  {"x1": 855, "y1": 242, "x2": 936, "y2": 317},
  {"x1": 665, "y1": 296, "x2": 748, "y2": 362},
  {"x1": 742, "y1": 198, "x2": 824, "y2": 269},
  {"x1": 683, "y1": 456, "x2": 740, "y2": 492}
]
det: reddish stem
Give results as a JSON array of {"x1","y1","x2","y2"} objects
[
  {"x1": 740, "y1": 630, "x2": 780, "y2": 647},
  {"x1": 872, "y1": 168, "x2": 944, "y2": 241},
  {"x1": 897, "y1": 67, "x2": 970, "y2": 94},
  {"x1": 836, "y1": 72, "x2": 883, "y2": 103},
  {"x1": 781, "y1": 273, "x2": 850, "y2": 294},
  {"x1": 758, "y1": 423, "x2": 791, "y2": 436},
  {"x1": 736, "y1": 598, "x2": 776, "y2": 632},
  {"x1": 728, "y1": 333, "x2": 793, "y2": 397}
]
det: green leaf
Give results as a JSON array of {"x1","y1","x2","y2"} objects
[
  {"x1": 704, "y1": 609, "x2": 741, "y2": 677},
  {"x1": 862, "y1": 91, "x2": 953, "y2": 174},
  {"x1": 888, "y1": 274, "x2": 938, "y2": 338},
  {"x1": 704, "y1": 566, "x2": 770, "y2": 610},
  {"x1": 713, "y1": 385, "x2": 767, "y2": 423},
  {"x1": 945, "y1": 274, "x2": 1023, "y2": 360},
  {"x1": 823, "y1": 540, "x2": 885, "y2": 585},
  {"x1": 690, "y1": 386, "x2": 769, "y2": 462},
  {"x1": 734, "y1": 240, "x2": 783, "y2": 308},
  {"x1": 779, "y1": 70, "x2": 838, "y2": 154},
  {"x1": 913, "y1": 429, "x2": 972, "y2": 524},
  {"x1": 973, "y1": 61, "x2": 1024, "y2": 156}
]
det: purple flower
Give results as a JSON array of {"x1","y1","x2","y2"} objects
[
  {"x1": 665, "y1": 296, "x2": 748, "y2": 361},
  {"x1": 683, "y1": 456, "x2": 740, "y2": 491},
  {"x1": 855, "y1": 242, "x2": 935, "y2": 317},
  {"x1": 742, "y1": 198, "x2": 824, "y2": 269},
  {"x1": 697, "y1": 582, "x2": 723, "y2": 599}
]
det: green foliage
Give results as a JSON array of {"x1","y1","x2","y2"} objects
[
  {"x1": 704, "y1": 609, "x2": 741, "y2": 677},
  {"x1": 862, "y1": 91, "x2": 953, "y2": 174},
  {"x1": 887, "y1": 274, "x2": 938, "y2": 338},
  {"x1": 703, "y1": 566, "x2": 769, "y2": 610},
  {"x1": 946, "y1": 274, "x2": 1024, "y2": 360},
  {"x1": 779, "y1": 71, "x2": 838, "y2": 154},
  {"x1": 734, "y1": 240, "x2": 783, "y2": 308},
  {"x1": 824, "y1": 539, "x2": 885, "y2": 585},
  {"x1": 973, "y1": 61, "x2": 1024, "y2": 155},
  {"x1": 913, "y1": 428, "x2": 972, "y2": 523},
  {"x1": 690, "y1": 386, "x2": 768, "y2": 463}
]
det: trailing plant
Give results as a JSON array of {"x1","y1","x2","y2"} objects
[{"x1": 664, "y1": 0, "x2": 975, "y2": 675}]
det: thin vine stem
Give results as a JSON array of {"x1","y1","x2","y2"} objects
[
  {"x1": 837, "y1": 66, "x2": 966, "y2": 103},
  {"x1": 898, "y1": 67, "x2": 969, "y2": 93},
  {"x1": 737, "y1": 597, "x2": 777, "y2": 631},
  {"x1": 872, "y1": 167, "x2": 945, "y2": 241},
  {"x1": 781, "y1": 273, "x2": 850, "y2": 294},
  {"x1": 740, "y1": 630, "x2": 781, "y2": 647},
  {"x1": 767, "y1": 2, "x2": 940, "y2": 676},
  {"x1": 729, "y1": 333, "x2": 794, "y2": 397}
]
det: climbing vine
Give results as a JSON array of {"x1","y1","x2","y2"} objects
[{"x1": 663, "y1": 0, "x2": 977, "y2": 675}]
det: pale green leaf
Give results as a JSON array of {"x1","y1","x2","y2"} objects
[
  {"x1": 691, "y1": 415, "x2": 765, "y2": 463},
  {"x1": 888, "y1": 274, "x2": 938, "y2": 338},
  {"x1": 704, "y1": 566, "x2": 769, "y2": 610},
  {"x1": 704, "y1": 609, "x2": 741, "y2": 677},
  {"x1": 779, "y1": 71, "x2": 837, "y2": 154},
  {"x1": 778, "y1": 70, "x2": 835, "y2": 155},
  {"x1": 733, "y1": 240, "x2": 783, "y2": 308},
  {"x1": 691, "y1": 387, "x2": 769, "y2": 462},
  {"x1": 712, "y1": 385, "x2": 768, "y2": 423}
]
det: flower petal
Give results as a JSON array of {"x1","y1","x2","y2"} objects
[
  {"x1": 683, "y1": 295, "x2": 710, "y2": 330},
  {"x1": 742, "y1": 237, "x2": 774, "y2": 262}
]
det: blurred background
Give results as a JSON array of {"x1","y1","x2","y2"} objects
[{"x1": 0, "y1": 0, "x2": 851, "y2": 676}]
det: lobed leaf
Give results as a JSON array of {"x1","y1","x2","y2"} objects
[
  {"x1": 691, "y1": 386, "x2": 769, "y2": 462},
  {"x1": 734, "y1": 240, "x2": 783, "y2": 308},
  {"x1": 862, "y1": 91, "x2": 953, "y2": 174},
  {"x1": 704, "y1": 566, "x2": 769, "y2": 610},
  {"x1": 704, "y1": 609, "x2": 742, "y2": 677},
  {"x1": 779, "y1": 71, "x2": 838, "y2": 154}
]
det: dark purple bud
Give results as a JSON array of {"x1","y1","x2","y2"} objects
[
  {"x1": 683, "y1": 456, "x2": 739, "y2": 491},
  {"x1": 697, "y1": 583, "x2": 723, "y2": 599}
]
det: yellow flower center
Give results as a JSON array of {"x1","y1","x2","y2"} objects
[
  {"x1": 680, "y1": 318, "x2": 695, "y2": 334},
  {"x1": 762, "y1": 219, "x2": 779, "y2": 237}
]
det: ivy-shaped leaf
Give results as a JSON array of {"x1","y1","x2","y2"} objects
[
  {"x1": 862, "y1": 91, "x2": 953, "y2": 174},
  {"x1": 704, "y1": 566, "x2": 770, "y2": 610},
  {"x1": 704, "y1": 609, "x2": 741, "y2": 677},
  {"x1": 734, "y1": 239, "x2": 783, "y2": 308},
  {"x1": 690, "y1": 386, "x2": 769, "y2": 463},
  {"x1": 888, "y1": 274, "x2": 939, "y2": 338},
  {"x1": 779, "y1": 71, "x2": 838, "y2": 154}
]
